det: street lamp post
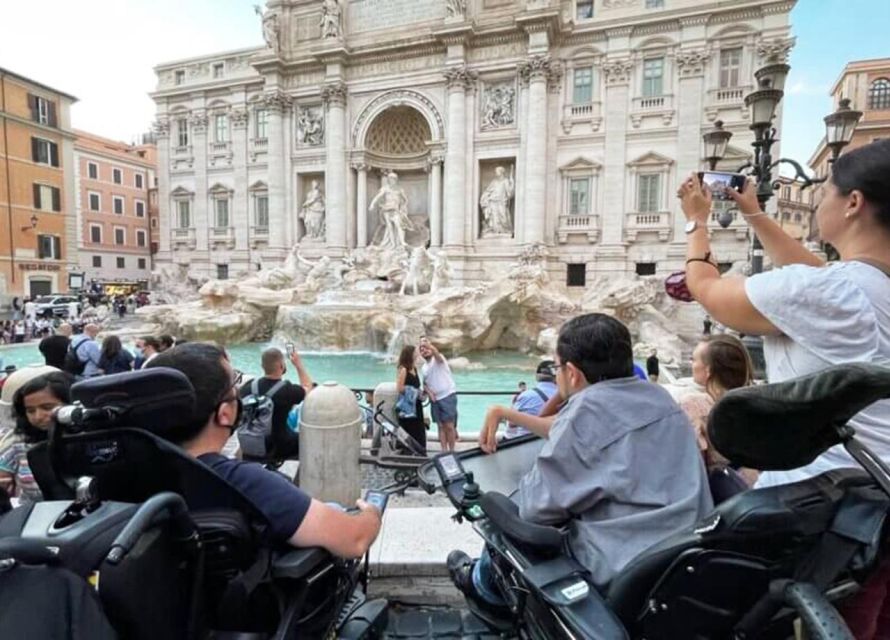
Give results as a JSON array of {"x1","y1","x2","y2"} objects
[{"x1": 702, "y1": 62, "x2": 862, "y2": 274}]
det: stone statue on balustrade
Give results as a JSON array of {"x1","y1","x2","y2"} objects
[
  {"x1": 369, "y1": 172, "x2": 414, "y2": 250},
  {"x1": 255, "y1": 5, "x2": 280, "y2": 53},
  {"x1": 482, "y1": 85, "x2": 515, "y2": 129},
  {"x1": 430, "y1": 250, "x2": 453, "y2": 293},
  {"x1": 400, "y1": 247, "x2": 432, "y2": 296},
  {"x1": 320, "y1": 0, "x2": 342, "y2": 39},
  {"x1": 300, "y1": 180, "x2": 326, "y2": 241},
  {"x1": 480, "y1": 166, "x2": 515, "y2": 237},
  {"x1": 297, "y1": 107, "x2": 324, "y2": 146},
  {"x1": 445, "y1": 0, "x2": 466, "y2": 19}
]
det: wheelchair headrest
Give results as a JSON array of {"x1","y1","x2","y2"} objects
[
  {"x1": 708, "y1": 363, "x2": 890, "y2": 470},
  {"x1": 71, "y1": 368, "x2": 196, "y2": 440}
]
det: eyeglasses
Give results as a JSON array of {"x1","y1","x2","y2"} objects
[
  {"x1": 216, "y1": 369, "x2": 244, "y2": 406},
  {"x1": 548, "y1": 363, "x2": 567, "y2": 377}
]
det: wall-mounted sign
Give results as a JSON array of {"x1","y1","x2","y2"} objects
[{"x1": 18, "y1": 262, "x2": 61, "y2": 272}]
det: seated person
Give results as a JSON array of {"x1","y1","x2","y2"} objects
[
  {"x1": 146, "y1": 343, "x2": 381, "y2": 558},
  {"x1": 503, "y1": 360, "x2": 558, "y2": 440},
  {"x1": 449, "y1": 313, "x2": 713, "y2": 613}
]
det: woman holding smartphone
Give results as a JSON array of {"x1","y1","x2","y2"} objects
[{"x1": 679, "y1": 139, "x2": 890, "y2": 638}]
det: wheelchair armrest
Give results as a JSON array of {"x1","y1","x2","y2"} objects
[
  {"x1": 480, "y1": 491, "x2": 564, "y2": 552},
  {"x1": 271, "y1": 546, "x2": 331, "y2": 580}
]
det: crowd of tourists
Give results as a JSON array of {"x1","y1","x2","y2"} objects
[{"x1": 0, "y1": 138, "x2": 888, "y2": 638}]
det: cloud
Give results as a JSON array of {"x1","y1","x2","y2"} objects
[{"x1": 787, "y1": 80, "x2": 831, "y2": 96}]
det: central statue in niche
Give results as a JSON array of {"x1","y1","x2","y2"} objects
[{"x1": 369, "y1": 172, "x2": 414, "y2": 250}]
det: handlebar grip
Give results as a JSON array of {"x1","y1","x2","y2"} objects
[
  {"x1": 782, "y1": 581, "x2": 854, "y2": 640},
  {"x1": 106, "y1": 492, "x2": 196, "y2": 565}
]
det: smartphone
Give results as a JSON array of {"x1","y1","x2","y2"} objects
[
  {"x1": 285, "y1": 342, "x2": 295, "y2": 355},
  {"x1": 364, "y1": 489, "x2": 389, "y2": 514},
  {"x1": 697, "y1": 171, "x2": 746, "y2": 201}
]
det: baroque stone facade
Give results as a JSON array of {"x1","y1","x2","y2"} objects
[{"x1": 151, "y1": 0, "x2": 794, "y2": 284}]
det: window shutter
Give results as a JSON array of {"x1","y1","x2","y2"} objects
[
  {"x1": 49, "y1": 142, "x2": 59, "y2": 167},
  {"x1": 53, "y1": 236, "x2": 61, "y2": 260},
  {"x1": 33, "y1": 184, "x2": 41, "y2": 209},
  {"x1": 48, "y1": 102, "x2": 58, "y2": 128},
  {"x1": 52, "y1": 187, "x2": 61, "y2": 212},
  {"x1": 31, "y1": 138, "x2": 39, "y2": 162},
  {"x1": 27, "y1": 94, "x2": 38, "y2": 122}
]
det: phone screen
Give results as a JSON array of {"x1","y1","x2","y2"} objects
[
  {"x1": 698, "y1": 171, "x2": 746, "y2": 201},
  {"x1": 286, "y1": 343, "x2": 295, "y2": 355},
  {"x1": 364, "y1": 490, "x2": 389, "y2": 513}
]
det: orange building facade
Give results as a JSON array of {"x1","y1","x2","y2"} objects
[
  {"x1": 0, "y1": 67, "x2": 78, "y2": 297},
  {"x1": 75, "y1": 133, "x2": 155, "y2": 284},
  {"x1": 810, "y1": 58, "x2": 890, "y2": 179}
]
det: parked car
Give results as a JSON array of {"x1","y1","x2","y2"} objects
[{"x1": 33, "y1": 295, "x2": 80, "y2": 318}]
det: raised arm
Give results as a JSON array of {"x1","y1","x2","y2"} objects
[
  {"x1": 679, "y1": 174, "x2": 781, "y2": 336},
  {"x1": 289, "y1": 350, "x2": 313, "y2": 391},
  {"x1": 726, "y1": 179, "x2": 824, "y2": 268}
]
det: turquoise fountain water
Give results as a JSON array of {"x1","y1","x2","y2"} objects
[{"x1": 0, "y1": 342, "x2": 541, "y2": 434}]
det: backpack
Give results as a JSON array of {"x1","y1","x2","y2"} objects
[
  {"x1": 62, "y1": 339, "x2": 89, "y2": 376},
  {"x1": 236, "y1": 378, "x2": 287, "y2": 459}
]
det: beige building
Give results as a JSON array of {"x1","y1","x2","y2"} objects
[
  {"x1": 810, "y1": 58, "x2": 890, "y2": 180},
  {"x1": 774, "y1": 175, "x2": 814, "y2": 242},
  {"x1": 152, "y1": 0, "x2": 795, "y2": 285},
  {"x1": 75, "y1": 132, "x2": 156, "y2": 284}
]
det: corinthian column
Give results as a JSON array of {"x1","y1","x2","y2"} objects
[
  {"x1": 263, "y1": 91, "x2": 290, "y2": 253},
  {"x1": 322, "y1": 81, "x2": 348, "y2": 252},
  {"x1": 352, "y1": 162, "x2": 369, "y2": 248},
  {"x1": 427, "y1": 154, "x2": 444, "y2": 247},
  {"x1": 518, "y1": 55, "x2": 560, "y2": 245},
  {"x1": 443, "y1": 66, "x2": 476, "y2": 249}
]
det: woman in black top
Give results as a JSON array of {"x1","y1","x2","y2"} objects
[
  {"x1": 98, "y1": 335, "x2": 134, "y2": 375},
  {"x1": 395, "y1": 344, "x2": 426, "y2": 455}
]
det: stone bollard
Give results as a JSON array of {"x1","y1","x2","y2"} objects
[
  {"x1": 299, "y1": 381, "x2": 362, "y2": 505},
  {"x1": 372, "y1": 382, "x2": 399, "y2": 427}
]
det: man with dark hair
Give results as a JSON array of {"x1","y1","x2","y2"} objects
[
  {"x1": 39, "y1": 323, "x2": 72, "y2": 369},
  {"x1": 239, "y1": 347, "x2": 312, "y2": 458},
  {"x1": 135, "y1": 336, "x2": 162, "y2": 370},
  {"x1": 158, "y1": 334, "x2": 176, "y2": 352},
  {"x1": 146, "y1": 343, "x2": 381, "y2": 558},
  {"x1": 449, "y1": 313, "x2": 711, "y2": 618}
]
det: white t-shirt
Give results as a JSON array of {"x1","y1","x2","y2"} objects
[
  {"x1": 745, "y1": 261, "x2": 890, "y2": 487},
  {"x1": 420, "y1": 357, "x2": 457, "y2": 400}
]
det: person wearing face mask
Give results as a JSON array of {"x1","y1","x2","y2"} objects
[
  {"x1": 0, "y1": 371, "x2": 72, "y2": 504},
  {"x1": 134, "y1": 335, "x2": 162, "y2": 370},
  {"x1": 146, "y1": 344, "x2": 379, "y2": 558},
  {"x1": 239, "y1": 347, "x2": 313, "y2": 458}
]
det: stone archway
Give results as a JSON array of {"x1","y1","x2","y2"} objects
[{"x1": 353, "y1": 100, "x2": 444, "y2": 247}]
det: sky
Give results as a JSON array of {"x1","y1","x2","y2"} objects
[{"x1": 1, "y1": 0, "x2": 888, "y2": 169}]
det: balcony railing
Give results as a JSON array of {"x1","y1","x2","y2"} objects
[
  {"x1": 173, "y1": 145, "x2": 192, "y2": 156},
  {"x1": 209, "y1": 141, "x2": 230, "y2": 153},
  {"x1": 171, "y1": 227, "x2": 196, "y2": 248},
  {"x1": 251, "y1": 138, "x2": 268, "y2": 149},
  {"x1": 557, "y1": 214, "x2": 600, "y2": 242},
  {"x1": 633, "y1": 95, "x2": 673, "y2": 111},
  {"x1": 705, "y1": 85, "x2": 752, "y2": 121},
  {"x1": 624, "y1": 211, "x2": 671, "y2": 241},
  {"x1": 561, "y1": 101, "x2": 603, "y2": 133}
]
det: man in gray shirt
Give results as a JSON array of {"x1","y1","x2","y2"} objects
[{"x1": 449, "y1": 313, "x2": 713, "y2": 614}]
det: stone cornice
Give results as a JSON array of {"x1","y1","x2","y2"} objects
[
  {"x1": 632, "y1": 20, "x2": 682, "y2": 37},
  {"x1": 433, "y1": 22, "x2": 476, "y2": 46},
  {"x1": 761, "y1": 1, "x2": 796, "y2": 15}
]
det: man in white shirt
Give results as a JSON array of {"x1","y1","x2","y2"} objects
[{"x1": 419, "y1": 337, "x2": 458, "y2": 452}]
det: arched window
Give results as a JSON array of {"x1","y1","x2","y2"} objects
[{"x1": 869, "y1": 78, "x2": 890, "y2": 110}]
